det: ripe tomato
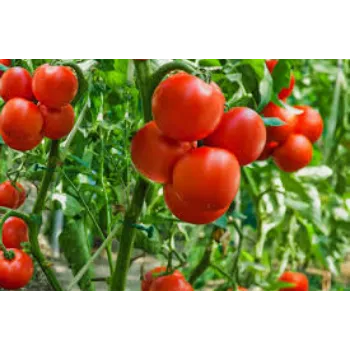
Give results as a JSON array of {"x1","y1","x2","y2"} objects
[
  {"x1": 152, "y1": 73, "x2": 225, "y2": 141},
  {"x1": 164, "y1": 184, "x2": 229, "y2": 225},
  {"x1": 273, "y1": 134, "x2": 313, "y2": 172},
  {"x1": 32, "y1": 64, "x2": 78, "y2": 108},
  {"x1": 258, "y1": 141, "x2": 279, "y2": 161},
  {"x1": 142, "y1": 266, "x2": 184, "y2": 291},
  {"x1": 1, "y1": 130, "x2": 43, "y2": 152},
  {"x1": 149, "y1": 274, "x2": 194, "y2": 291},
  {"x1": 0, "y1": 59, "x2": 11, "y2": 77},
  {"x1": 0, "y1": 98, "x2": 43, "y2": 139},
  {"x1": 172, "y1": 147, "x2": 241, "y2": 210},
  {"x1": 0, "y1": 249, "x2": 34, "y2": 290},
  {"x1": 0, "y1": 67, "x2": 33, "y2": 101},
  {"x1": 204, "y1": 107, "x2": 266, "y2": 166},
  {"x1": 0, "y1": 181, "x2": 21, "y2": 208},
  {"x1": 279, "y1": 271, "x2": 309, "y2": 291},
  {"x1": 16, "y1": 183, "x2": 26, "y2": 208},
  {"x1": 131, "y1": 122, "x2": 195, "y2": 184},
  {"x1": 262, "y1": 102, "x2": 297, "y2": 143},
  {"x1": 266, "y1": 59, "x2": 295, "y2": 100},
  {"x1": 2, "y1": 217, "x2": 29, "y2": 249},
  {"x1": 39, "y1": 104, "x2": 75, "y2": 140},
  {"x1": 294, "y1": 106, "x2": 324, "y2": 143}
]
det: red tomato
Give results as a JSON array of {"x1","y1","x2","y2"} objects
[
  {"x1": 16, "y1": 183, "x2": 26, "y2": 208},
  {"x1": 258, "y1": 141, "x2": 279, "y2": 161},
  {"x1": 279, "y1": 271, "x2": 309, "y2": 291},
  {"x1": 273, "y1": 134, "x2": 313, "y2": 172},
  {"x1": 0, "y1": 249, "x2": 34, "y2": 290},
  {"x1": 0, "y1": 181, "x2": 21, "y2": 208},
  {"x1": 1, "y1": 130, "x2": 43, "y2": 152},
  {"x1": 152, "y1": 73, "x2": 225, "y2": 141},
  {"x1": 39, "y1": 104, "x2": 75, "y2": 140},
  {"x1": 2, "y1": 217, "x2": 29, "y2": 249},
  {"x1": 142, "y1": 266, "x2": 184, "y2": 291},
  {"x1": 149, "y1": 274, "x2": 194, "y2": 291},
  {"x1": 204, "y1": 107, "x2": 266, "y2": 166},
  {"x1": 164, "y1": 184, "x2": 229, "y2": 225},
  {"x1": 294, "y1": 106, "x2": 324, "y2": 143},
  {"x1": 32, "y1": 64, "x2": 78, "y2": 108},
  {"x1": 0, "y1": 98, "x2": 43, "y2": 139},
  {"x1": 0, "y1": 59, "x2": 11, "y2": 77},
  {"x1": 266, "y1": 59, "x2": 295, "y2": 100},
  {"x1": 172, "y1": 147, "x2": 241, "y2": 210},
  {"x1": 131, "y1": 122, "x2": 195, "y2": 184},
  {"x1": 0, "y1": 67, "x2": 33, "y2": 101},
  {"x1": 262, "y1": 102, "x2": 297, "y2": 143}
]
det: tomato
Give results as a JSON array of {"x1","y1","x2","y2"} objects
[
  {"x1": 279, "y1": 271, "x2": 309, "y2": 291},
  {"x1": 0, "y1": 98, "x2": 43, "y2": 139},
  {"x1": 0, "y1": 249, "x2": 34, "y2": 290},
  {"x1": 149, "y1": 274, "x2": 194, "y2": 291},
  {"x1": 204, "y1": 107, "x2": 266, "y2": 166},
  {"x1": 32, "y1": 64, "x2": 78, "y2": 108},
  {"x1": 131, "y1": 122, "x2": 195, "y2": 184},
  {"x1": 258, "y1": 141, "x2": 279, "y2": 161},
  {"x1": 266, "y1": 59, "x2": 295, "y2": 100},
  {"x1": 152, "y1": 73, "x2": 225, "y2": 141},
  {"x1": 0, "y1": 67, "x2": 33, "y2": 101},
  {"x1": 1, "y1": 130, "x2": 43, "y2": 152},
  {"x1": 164, "y1": 184, "x2": 229, "y2": 225},
  {"x1": 172, "y1": 147, "x2": 241, "y2": 210},
  {"x1": 273, "y1": 134, "x2": 313, "y2": 172},
  {"x1": 142, "y1": 266, "x2": 184, "y2": 291},
  {"x1": 2, "y1": 217, "x2": 29, "y2": 249},
  {"x1": 16, "y1": 183, "x2": 26, "y2": 208},
  {"x1": 0, "y1": 59, "x2": 11, "y2": 77},
  {"x1": 39, "y1": 104, "x2": 75, "y2": 140},
  {"x1": 262, "y1": 102, "x2": 297, "y2": 143},
  {"x1": 0, "y1": 181, "x2": 21, "y2": 208},
  {"x1": 294, "y1": 106, "x2": 323, "y2": 143}
]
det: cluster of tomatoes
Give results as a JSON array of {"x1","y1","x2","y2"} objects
[
  {"x1": 0, "y1": 180, "x2": 33, "y2": 290},
  {"x1": 260, "y1": 60, "x2": 324, "y2": 171},
  {"x1": 0, "y1": 59, "x2": 78, "y2": 151},
  {"x1": 131, "y1": 60, "x2": 323, "y2": 225},
  {"x1": 141, "y1": 267, "x2": 308, "y2": 291}
]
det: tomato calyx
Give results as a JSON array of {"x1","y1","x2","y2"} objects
[{"x1": 0, "y1": 245, "x2": 15, "y2": 261}]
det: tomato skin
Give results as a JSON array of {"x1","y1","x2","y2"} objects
[
  {"x1": 16, "y1": 183, "x2": 26, "y2": 208},
  {"x1": 1, "y1": 130, "x2": 43, "y2": 152},
  {"x1": 266, "y1": 59, "x2": 295, "y2": 100},
  {"x1": 273, "y1": 134, "x2": 313, "y2": 172},
  {"x1": 0, "y1": 98, "x2": 43, "y2": 139},
  {"x1": 262, "y1": 102, "x2": 297, "y2": 143},
  {"x1": 152, "y1": 73, "x2": 225, "y2": 142},
  {"x1": 32, "y1": 64, "x2": 78, "y2": 108},
  {"x1": 279, "y1": 271, "x2": 309, "y2": 291},
  {"x1": 0, "y1": 249, "x2": 34, "y2": 290},
  {"x1": 2, "y1": 217, "x2": 29, "y2": 249},
  {"x1": 204, "y1": 107, "x2": 266, "y2": 166},
  {"x1": 0, "y1": 67, "x2": 33, "y2": 101},
  {"x1": 131, "y1": 122, "x2": 195, "y2": 184},
  {"x1": 258, "y1": 141, "x2": 279, "y2": 161},
  {"x1": 294, "y1": 106, "x2": 323, "y2": 143},
  {"x1": 142, "y1": 266, "x2": 184, "y2": 291},
  {"x1": 172, "y1": 147, "x2": 241, "y2": 210},
  {"x1": 0, "y1": 59, "x2": 11, "y2": 77},
  {"x1": 164, "y1": 184, "x2": 229, "y2": 225},
  {"x1": 0, "y1": 181, "x2": 21, "y2": 208},
  {"x1": 39, "y1": 104, "x2": 75, "y2": 140},
  {"x1": 149, "y1": 274, "x2": 194, "y2": 291}
]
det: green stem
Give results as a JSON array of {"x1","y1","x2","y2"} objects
[
  {"x1": 67, "y1": 224, "x2": 119, "y2": 291},
  {"x1": 231, "y1": 221, "x2": 244, "y2": 284},
  {"x1": 61, "y1": 169, "x2": 114, "y2": 273}
]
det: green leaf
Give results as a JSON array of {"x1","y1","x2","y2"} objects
[
  {"x1": 257, "y1": 66, "x2": 273, "y2": 112},
  {"x1": 214, "y1": 214, "x2": 228, "y2": 229},
  {"x1": 52, "y1": 193, "x2": 84, "y2": 217},
  {"x1": 262, "y1": 117, "x2": 285, "y2": 126}
]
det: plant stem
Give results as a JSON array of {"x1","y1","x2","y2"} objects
[
  {"x1": 231, "y1": 221, "x2": 244, "y2": 284},
  {"x1": 61, "y1": 170, "x2": 114, "y2": 274}
]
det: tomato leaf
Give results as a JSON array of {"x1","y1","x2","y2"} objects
[{"x1": 262, "y1": 117, "x2": 285, "y2": 126}]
